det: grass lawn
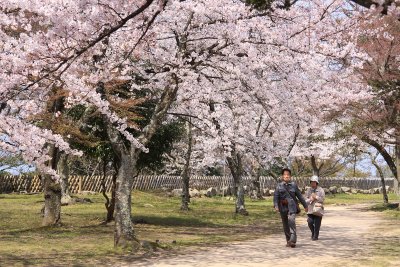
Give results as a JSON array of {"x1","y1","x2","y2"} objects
[
  {"x1": 324, "y1": 192, "x2": 400, "y2": 206},
  {"x1": 0, "y1": 191, "x2": 398, "y2": 266},
  {"x1": 0, "y1": 191, "x2": 280, "y2": 266}
]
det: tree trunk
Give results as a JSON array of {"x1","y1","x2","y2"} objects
[
  {"x1": 227, "y1": 151, "x2": 248, "y2": 216},
  {"x1": 180, "y1": 165, "x2": 190, "y2": 211},
  {"x1": 394, "y1": 177, "x2": 399, "y2": 196},
  {"x1": 42, "y1": 174, "x2": 62, "y2": 226},
  {"x1": 181, "y1": 120, "x2": 192, "y2": 211},
  {"x1": 380, "y1": 176, "x2": 389, "y2": 204},
  {"x1": 106, "y1": 84, "x2": 178, "y2": 249},
  {"x1": 362, "y1": 136, "x2": 397, "y2": 179},
  {"x1": 104, "y1": 159, "x2": 118, "y2": 223},
  {"x1": 371, "y1": 156, "x2": 389, "y2": 204},
  {"x1": 102, "y1": 157, "x2": 117, "y2": 223},
  {"x1": 114, "y1": 153, "x2": 140, "y2": 249},
  {"x1": 106, "y1": 173, "x2": 117, "y2": 222},
  {"x1": 311, "y1": 155, "x2": 320, "y2": 176},
  {"x1": 395, "y1": 140, "x2": 400, "y2": 195},
  {"x1": 42, "y1": 145, "x2": 62, "y2": 226},
  {"x1": 57, "y1": 153, "x2": 72, "y2": 205},
  {"x1": 250, "y1": 167, "x2": 263, "y2": 199},
  {"x1": 235, "y1": 180, "x2": 247, "y2": 215}
]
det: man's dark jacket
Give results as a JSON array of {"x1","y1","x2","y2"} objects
[{"x1": 273, "y1": 181, "x2": 308, "y2": 214}]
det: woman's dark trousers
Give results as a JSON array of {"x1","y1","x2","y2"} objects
[{"x1": 307, "y1": 214, "x2": 322, "y2": 240}]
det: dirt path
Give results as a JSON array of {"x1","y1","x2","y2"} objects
[{"x1": 124, "y1": 204, "x2": 399, "y2": 267}]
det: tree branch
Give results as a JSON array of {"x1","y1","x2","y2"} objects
[
  {"x1": 10, "y1": 0, "x2": 159, "y2": 100},
  {"x1": 361, "y1": 135, "x2": 397, "y2": 179}
]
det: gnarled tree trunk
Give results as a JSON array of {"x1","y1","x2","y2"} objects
[
  {"x1": 250, "y1": 167, "x2": 263, "y2": 200},
  {"x1": 114, "y1": 152, "x2": 140, "y2": 249},
  {"x1": 235, "y1": 181, "x2": 247, "y2": 215},
  {"x1": 41, "y1": 90, "x2": 65, "y2": 225},
  {"x1": 227, "y1": 150, "x2": 248, "y2": 216},
  {"x1": 57, "y1": 153, "x2": 72, "y2": 205},
  {"x1": 310, "y1": 155, "x2": 321, "y2": 176},
  {"x1": 42, "y1": 145, "x2": 62, "y2": 226},
  {"x1": 395, "y1": 139, "x2": 400, "y2": 195},
  {"x1": 42, "y1": 174, "x2": 62, "y2": 226},
  {"x1": 105, "y1": 173, "x2": 117, "y2": 222},
  {"x1": 106, "y1": 84, "x2": 179, "y2": 249},
  {"x1": 181, "y1": 120, "x2": 192, "y2": 211},
  {"x1": 103, "y1": 158, "x2": 118, "y2": 223},
  {"x1": 370, "y1": 153, "x2": 389, "y2": 204}
]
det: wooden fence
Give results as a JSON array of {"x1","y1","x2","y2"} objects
[{"x1": 0, "y1": 175, "x2": 395, "y2": 194}]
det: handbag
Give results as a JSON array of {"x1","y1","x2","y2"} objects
[
  {"x1": 283, "y1": 184, "x2": 301, "y2": 214},
  {"x1": 312, "y1": 202, "x2": 324, "y2": 216},
  {"x1": 295, "y1": 202, "x2": 301, "y2": 214}
]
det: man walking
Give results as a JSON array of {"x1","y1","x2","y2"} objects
[{"x1": 273, "y1": 168, "x2": 308, "y2": 248}]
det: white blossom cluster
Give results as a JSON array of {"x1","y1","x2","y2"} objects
[{"x1": 0, "y1": 0, "x2": 388, "y2": 175}]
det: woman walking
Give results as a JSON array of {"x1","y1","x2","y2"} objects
[{"x1": 305, "y1": 175, "x2": 325, "y2": 240}]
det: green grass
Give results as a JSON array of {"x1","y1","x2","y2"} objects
[
  {"x1": 368, "y1": 203, "x2": 400, "y2": 219},
  {"x1": 0, "y1": 191, "x2": 280, "y2": 266},
  {"x1": 324, "y1": 192, "x2": 400, "y2": 205},
  {"x1": 1, "y1": 191, "x2": 399, "y2": 266}
]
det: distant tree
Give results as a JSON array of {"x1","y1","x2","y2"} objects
[
  {"x1": 330, "y1": 14, "x2": 400, "y2": 189},
  {"x1": 0, "y1": 152, "x2": 26, "y2": 175}
]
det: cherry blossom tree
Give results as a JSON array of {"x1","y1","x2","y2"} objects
[
  {"x1": 140, "y1": 0, "x2": 372, "y2": 214},
  {"x1": 0, "y1": 0, "x2": 165, "y2": 171},
  {"x1": 0, "y1": 0, "x2": 168, "y2": 244},
  {"x1": 0, "y1": 0, "x2": 388, "y2": 248},
  {"x1": 326, "y1": 11, "x2": 400, "y2": 193}
]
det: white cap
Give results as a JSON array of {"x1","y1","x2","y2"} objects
[{"x1": 310, "y1": 175, "x2": 319, "y2": 183}]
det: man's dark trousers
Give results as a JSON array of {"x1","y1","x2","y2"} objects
[{"x1": 280, "y1": 211, "x2": 297, "y2": 243}]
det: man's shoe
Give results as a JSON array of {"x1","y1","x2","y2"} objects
[
  {"x1": 312, "y1": 237, "x2": 318, "y2": 241},
  {"x1": 288, "y1": 241, "x2": 296, "y2": 248}
]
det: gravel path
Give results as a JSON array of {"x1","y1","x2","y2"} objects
[{"x1": 124, "y1": 204, "x2": 399, "y2": 267}]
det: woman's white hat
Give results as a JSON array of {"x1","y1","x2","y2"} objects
[{"x1": 310, "y1": 175, "x2": 319, "y2": 183}]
